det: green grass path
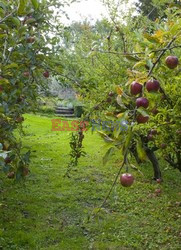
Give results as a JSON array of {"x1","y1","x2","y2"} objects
[{"x1": 0, "y1": 114, "x2": 181, "y2": 249}]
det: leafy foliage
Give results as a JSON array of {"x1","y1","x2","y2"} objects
[
  {"x1": 0, "y1": 0, "x2": 67, "y2": 178},
  {"x1": 59, "y1": 1, "x2": 181, "y2": 176}
]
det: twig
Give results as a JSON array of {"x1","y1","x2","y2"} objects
[
  {"x1": 93, "y1": 45, "x2": 181, "y2": 57},
  {"x1": 0, "y1": 10, "x2": 16, "y2": 24}
]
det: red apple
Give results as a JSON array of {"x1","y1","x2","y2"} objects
[
  {"x1": 23, "y1": 71, "x2": 30, "y2": 77},
  {"x1": 43, "y1": 71, "x2": 49, "y2": 78},
  {"x1": 165, "y1": 56, "x2": 178, "y2": 69},
  {"x1": 130, "y1": 81, "x2": 143, "y2": 95},
  {"x1": 7, "y1": 171, "x2": 15, "y2": 179},
  {"x1": 120, "y1": 173, "x2": 134, "y2": 187},
  {"x1": 136, "y1": 97, "x2": 149, "y2": 108},
  {"x1": 136, "y1": 114, "x2": 149, "y2": 124},
  {"x1": 146, "y1": 79, "x2": 160, "y2": 92},
  {"x1": 27, "y1": 37, "x2": 35, "y2": 43}
]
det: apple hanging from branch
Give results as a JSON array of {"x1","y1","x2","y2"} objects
[
  {"x1": 136, "y1": 97, "x2": 149, "y2": 108},
  {"x1": 43, "y1": 71, "x2": 50, "y2": 78},
  {"x1": 130, "y1": 81, "x2": 143, "y2": 95},
  {"x1": 120, "y1": 173, "x2": 134, "y2": 187},
  {"x1": 136, "y1": 114, "x2": 149, "y2": 124},
  {"x1": 146, "y1": 79, "x2": 160, "y2": 92},
  {"x1": 165, "y1": 55, "x2": 179, "y2": 69}
]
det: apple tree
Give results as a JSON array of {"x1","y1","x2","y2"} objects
[
  {"x1": 0, "y1": 0, "x2": 68, "y2": 179},
  {"x1": 59, "y1": 2, "x2": 181, "y2": 180}
]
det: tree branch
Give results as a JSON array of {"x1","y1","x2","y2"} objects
[
  {"x1": 93, "y1": 45, "x2": 181, "y2": 57},
  {"x1": 148, "y1": 35, "x2": 177, "y2": 76},
  {"x1": 0, "y1": 10, "x2": 16, "y2": 24}
]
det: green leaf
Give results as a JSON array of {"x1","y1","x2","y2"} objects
[
  {"x1": 0, "y1": 2, "x2": 7, "y2": 10},
  {"x1": 136, "y1": 140, "x2": 147, "y2": 162},
  {"x1": 116, "y1": 95, "x2": 127, "y2": 109},
  {"x1": 124, "y1": 54, "x2": 140, "y2": 62},
  {"x1": 124, "y1": 127, "x2": 132, "y2": 151},
  {"x1": 18, "y1": 26, "x2": 27, "y2": 35},
  {"x1": 7, "y1": 17, "x2": 21, "y2": 27},
  {"x1": 137, "y1": 108, "x2": 149, "y2": 117},
  {"x1": 25, "y1": 17, "x2": 36, "y2": 24},
  {"x1": 4, "y1": 63, "x2": 19, "y2": 70},
  {"x1": 133, "y1": 60, "x2": 146, "y2": 69},
  {"x1": 31, "y1": 0, "x2": 39, "y2": 10},
  {"x1": 97, "y1": 131, "x2": 114, "y2": 143},
  {"x1": 144, "y1": 33, "x2": 159, "y2": 43},
  {"x1": 18, "y1": 0, "x2": 27, "y2": 15},
  {"x1": 103, "y1": 147, "x2": 115, "y2": 165},
  {"x1": 146, "y1": 59, "x2": 153, "y2": 69},
  {"x1": 0, "y1": 24, "x2": 8, "y2": 30}
]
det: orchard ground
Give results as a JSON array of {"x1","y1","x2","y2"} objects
[{"x1": 0, "y1": 114, "x2": 181, "y2": 249}]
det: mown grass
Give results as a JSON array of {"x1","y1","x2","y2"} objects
[{"x1": 0, "y1": 114, "x2": 181, "y2": 250}]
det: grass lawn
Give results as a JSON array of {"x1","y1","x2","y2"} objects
[{"x1": 0, "y1": 114, "x2": 181, "y2": 249}]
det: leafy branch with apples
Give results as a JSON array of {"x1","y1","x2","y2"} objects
[
  {"x1": 0, "y1": 0, "x2": 66, "y2": 180},
  {"x1": 58, "y1": 3, "x2": 181, "y2": 207}
]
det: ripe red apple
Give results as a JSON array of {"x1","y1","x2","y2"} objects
[
  {"x1": 43, "y1": 71, "x2": 49, "y2": 78},
  {"x1": 136, "y1": 97, "x2": 149, "y2": 108},
  {"x1": 27, "y1": 37, "x2": 35, "y2": 43},
  {"x1": 23, "y1": 71, "x2": 30, "y2": 77},
  {"x1": 130, "y1": 81, "x2": 143, "y2": 95},
  {"x1": 7, "y1": 171, "x2": 15, "y2": 179},
  {"x1": 146, "y1": 79, "x2": 160, "y2": 92},
  {"x1": 120, "y1": 173, "x2": 134, "y2": 187},
  {"x1": 165, "y1": 56, "x2": 178, "y2": 69},
  {"x1": 136, "y1": 114, "x2": 149, "y2": 124}
]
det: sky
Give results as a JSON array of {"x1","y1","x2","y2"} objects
[{"x1": 61, "y1": 0, "x2": 137, "y2": 24}]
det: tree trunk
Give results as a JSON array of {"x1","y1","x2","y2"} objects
[{"x1": 145, "y1": 148, "x2": 162, "y2": 180}]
